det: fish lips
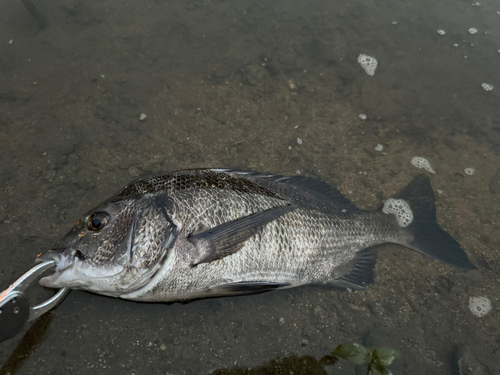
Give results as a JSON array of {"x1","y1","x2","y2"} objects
[{"x1": 37, "y1": 248, "x2": 84, "y2": 289}]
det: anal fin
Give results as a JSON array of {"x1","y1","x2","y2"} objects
[{"x1": 330, "y1": 250, "x2": 377, "y2": 290}]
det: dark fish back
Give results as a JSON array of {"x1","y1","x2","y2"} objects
[
  {"x1": 112, "y1": 169, "x2": 360, "y2": 216},
  {"x1": 111, "y1": 169, "x2": 284, "y2": 203}
]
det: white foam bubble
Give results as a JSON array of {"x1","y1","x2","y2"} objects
[
  {"x1": 411, "y1": 156, "x2": 436, "y2": 174},
  {"x1": 469, "y1": 296, "x2": 492, "y2": 317},
  {"x1": 464, "y1": 167, "x2": 475, "y2": 175},
  {"x1": 481, "y1": 83, "x2": 493, "y2": 91},
  {"x1": 383, "y1": 198, "x2": 413, "y2": 227},
  {"x1": 437, "y1": 29, "x2": 446, "y2": 35},
  {"x1": 357, "y1": 54, "x2": 378, "y2": 76},
  {"x1": 468, "y1": 28, "x2": 478, "y2": 34},
  {"x1": 375, "y1": 144, "x2": 383, "y2": 152},
  {"x1": 297, "y1": 138, "x2": 303, "y2": 145}
]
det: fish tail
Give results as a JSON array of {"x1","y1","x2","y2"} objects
[{"x1": 390, "y1": 175, "x2": 475, "y2": 269}]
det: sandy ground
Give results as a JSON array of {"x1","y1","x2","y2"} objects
[{"x1": 0, "y1": 0, "x2": 499, "y2": 374}]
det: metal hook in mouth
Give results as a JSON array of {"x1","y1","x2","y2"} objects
[{"x1": 1, "y1": 260, "x2": 70, "y2": 321}]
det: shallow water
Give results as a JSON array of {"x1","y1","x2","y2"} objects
[{"x1": 0, "y1": 0, "x2": 499, "y2": 374}]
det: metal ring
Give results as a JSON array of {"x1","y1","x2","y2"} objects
[{"x1": 1, "y1": 260, "x2": 71, "y2": 321}]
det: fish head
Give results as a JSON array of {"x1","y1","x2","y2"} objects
[{"x1": 39, "y1": 196, "x2": 176, "y2": 297}]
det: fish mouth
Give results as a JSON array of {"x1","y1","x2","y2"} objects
[
  {"x1": 37, "y1": 248, "x2": 134, "y2": 297},
  {"x1": 38, "y1": 248, "x2": 86, "y2": 289}
]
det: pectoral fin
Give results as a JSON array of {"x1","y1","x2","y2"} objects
[{"x1": 188, "y1": 204, "x2": 296, "y2": 266}]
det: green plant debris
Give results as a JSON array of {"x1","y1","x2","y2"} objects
[{"x1": 332, "y1": 343, "x2": 400, "y2": 375}]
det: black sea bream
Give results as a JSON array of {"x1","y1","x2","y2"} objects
[{"x1": 39, "y1": 169, "x2": 474, "y2": 301}]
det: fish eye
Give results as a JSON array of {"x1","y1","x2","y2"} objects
[{"x1": 87, "y1": 212, "x2": 109, "y2": 231}]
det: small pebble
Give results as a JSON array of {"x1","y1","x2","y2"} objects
[
  {"x1": 9, "y1": 39, "x2": 13, "y2": 44},
  {"x1": 297, "y1": 138, "x2": 302, "y2": 145},
  {"x1": 359, "y1": 114, "x2": 367, "y2": 120},
  {"x1": 160, "y1": 344, "x2": 167, "y2": 350},
  {"x1": 279, "y1": 317, "x2": 285, "y2": 325},
  {"x1": 464, "y1": 168, "x2": 475, "y2": 176},
  {"x1": 139, "y1": 113, "x2": 147, "y2": 121}
]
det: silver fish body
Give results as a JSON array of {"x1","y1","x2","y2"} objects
[{"x1": 39, "y1": 169, "x2": 474, "y2": 301}]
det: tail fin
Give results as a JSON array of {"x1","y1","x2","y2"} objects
[{"x1": 394, "y1": 175, "x2": 475, "y2": 269}]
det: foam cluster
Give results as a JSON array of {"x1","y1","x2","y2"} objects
[
  {"x1": 411, "y1": 156, "x2": 436, "y2": 174},
  {"x1": 382, "y1": 198, "x2": 413, "y2": 227},
  {"x1": 468, "y1": 28, "x2": 478, "y2": 34},
  {"x1": 468, "y1": 296, "x2": 491, "y2": 317},
  {"x1": 464, "y1": 168, "x2": 475, "y2": 176},
  {"x1": 357, "y1": 54, "x2": 378, "y2": 76},
  {"x1": 437, "y1": 29, "x2": 446, "y2": 35},
  {"x1": 481, "y1": 83, "x2": 493, "y2": 91}
]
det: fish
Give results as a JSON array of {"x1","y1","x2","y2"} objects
[{"x1": 38, "y1": 169, "x2": 474, "y2": 302}]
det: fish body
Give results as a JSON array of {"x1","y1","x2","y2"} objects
[{"x1": 39, "y1": 169, "x2": 474, "y2": 302}]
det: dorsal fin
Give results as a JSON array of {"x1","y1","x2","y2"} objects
[
  {"x1": 279, "y1": 176, "x2": 359, "y2": 209},
  {"x1": 216, "y1": 170, "x2": 360, "y2": 212}
]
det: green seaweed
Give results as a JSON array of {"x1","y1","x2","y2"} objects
[{"x1": 331, "y1": 343, "x2": 400, "y2": 375}]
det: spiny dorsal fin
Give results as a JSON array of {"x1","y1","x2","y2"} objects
[{"x1": 217, "y1": 170, "x2": 360, "y2": 211}]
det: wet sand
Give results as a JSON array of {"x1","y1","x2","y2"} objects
[{"x1": 0, "y1": 0, "x2": 499, "y2": 374}]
